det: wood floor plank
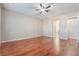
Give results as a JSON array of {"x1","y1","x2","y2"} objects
[{"x1": 0, "y1": 36, "x2": 79, "y2": 56}]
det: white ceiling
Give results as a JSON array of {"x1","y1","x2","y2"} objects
[{"x1": 2, "y1": 3, "x2": 79, "y2": 19}]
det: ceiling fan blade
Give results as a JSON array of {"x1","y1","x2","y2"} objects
[
  {"x1": 35, "y1": 9, "x2": 40, "y2": 11},
  {"x1": 45, "y1": 10, "x2": 48, "y2": 12},
  {"x1": 46, "y1": 5, "x2": 51, "y2": 9},
  {"x1": 40, "y1": 4, "x2": 43, "y2": 7},
  {"x1": 40, "y1": 11, "x2": 42, "y2": 14},
  {"x1": 40, "y1": 3, "x2": 44, "y2": 8}
]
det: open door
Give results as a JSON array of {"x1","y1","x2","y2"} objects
[{"x1": 67, "y1": 18, "x2": 77, "y2": 39}]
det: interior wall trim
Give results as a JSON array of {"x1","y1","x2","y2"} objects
[{"x1": 1, "y1": 35, "x2": 42, "y2": 43}]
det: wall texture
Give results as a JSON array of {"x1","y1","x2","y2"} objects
[
  {"x1": 1, "y1": 8, "x2": 42, "y2": 42},
  {"x1": 42, "y1": 13, "x2": 79, "y2": 42},
  {"x1": 42, "y1": 19, "x2": 53, "y2": 37},
  {"x1": 59, "y1": 14, "x2": 79, "y2": 41},
  {"x1": 1, "y1": 8, "x2": 79, "y2": 43},
  {"x1": 0, "y1": 8, "x2": 1, "y2": 42}
]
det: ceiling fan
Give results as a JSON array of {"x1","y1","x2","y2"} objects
[{"x1": 35, "y1": 3, "x2": 54, "y2": 14}]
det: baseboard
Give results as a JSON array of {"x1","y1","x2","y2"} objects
[
  {"x1": 1, "y1": 36, "x2": 69, "y2": 43},
  {"x1": 1, "y1": 35, "x2": 42, "y2": 43},
  {"x1": 42, "y1": 35, "x2": 53, "y2": 37}
]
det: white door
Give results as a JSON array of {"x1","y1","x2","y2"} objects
[
  {"x1": 59, "y1": 16, "x2": 69, "y2": 40},
  {"x1": 67, "y1": 19, "x2": 75, "y2": 38},
  {"x1": 67, "y1": 18, "x2": 78, "y2": 40}
]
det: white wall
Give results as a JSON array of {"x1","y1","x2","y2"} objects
[
  {"x1": 43, "y1": 12, "x2": 79, "y2": 42},
  {"x1": 42, "y1": 19, "x2": 53, "y2": 37},
  {"x1": 74, "y1": 14, "x2": 79, "y2": 42},
  {"x1": 42, "y1": 17, "x2": 61, "y2": 37},
  {"x1": 59, "y1": 16, "x2": 68, "y2": 40},
  {"x1": 59, "y1": 13, "x2": 79, "y2": 41},
  {"x1": 1, "y1": 8, "x2": 79, "y2": 43},
  {"x1": 0, "y1": 8, "x2": 1, "y2": 43},
  {"x1": 1, "y1": 8, "x2": 42, "y2": 42}
]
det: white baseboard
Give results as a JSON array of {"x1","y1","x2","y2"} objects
[
  {"x1": 1, "y1": 35, "x2": 42, "y2": 43},
  {"x1": 1, "y1": 35, "x2": 73, "y2": 43},
  {"x1": 42, "y1": 35, "x2": 53, "y2": 37}
]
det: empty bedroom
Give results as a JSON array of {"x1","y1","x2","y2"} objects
[{"x1": 0, "y1": 3, "x2": 79, "y2": 56}]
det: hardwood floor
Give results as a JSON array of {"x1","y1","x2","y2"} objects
[{"x1": 0, "y1": 36, "x2": 79, "y2": 56}]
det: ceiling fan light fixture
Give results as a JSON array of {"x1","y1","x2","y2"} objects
[
  {"x1": 41, "y1": 8, "x2": 45, "y2": 12},
  {"x1": 35, "y1": 3, "x2": 54, "y2": 14}
]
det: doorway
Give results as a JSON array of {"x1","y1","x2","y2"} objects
[
  {"x1": 56, "y1": 20, "x2": 59, "y2": 39},
  {"x1": 53, "y1": 20, "x2": 60, "y2": 54},
  {"x1": 67, "y1": 18, "x2": 77, "y2": 39}
]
